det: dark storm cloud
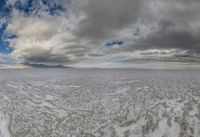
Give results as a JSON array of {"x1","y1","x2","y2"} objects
[
  {"x1": 25, "y1": 55, "x2": 70, "y2": 63},
  {"x1": 137, "y1": 0, "x2": 200, "y2": 51},
  {"x1": 72, "y1": 0, "x2": 200, "y2": 53},
  {"x1": 134, "y1": 19, "x2": 200, "y2": 51},
  {"x1": 74, "y1": 0, "x2": 143, "y2": 40}
]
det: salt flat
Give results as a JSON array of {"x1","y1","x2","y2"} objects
[{"x1": 0, "y1": 68, "x2": 200, "y2": 137}]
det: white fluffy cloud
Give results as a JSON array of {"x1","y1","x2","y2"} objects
[{"x1": 7, "y1": 9, "x2": 94, "y2": 64}]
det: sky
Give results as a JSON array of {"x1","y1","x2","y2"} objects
[{"x1": 0, "y1": 0, "x2": 200, "y2": 69}]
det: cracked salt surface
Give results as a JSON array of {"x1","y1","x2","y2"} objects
[
  {"x1": 0, "y1": 69, "x2": 200, "y2": 137},
  {"x1": 0, "y1": 111, "x2": 11, "y2": 137}
]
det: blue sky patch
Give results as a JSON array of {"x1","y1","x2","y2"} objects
[
  {"x1": 0, "y1": 0, "x2": 65, "y2": 54},
  {"x1": 0, "y1": 42, "x2": 13, "y2": 54},
  {"x1": 0, "y1": 27, "x2": 14, "y2": 54},
  {"x1": 105, "y1": 40, "x2": 124, "y2": 48},
  {"x1": 13, "y1": 0, "x2": 65, "y2": 16}
]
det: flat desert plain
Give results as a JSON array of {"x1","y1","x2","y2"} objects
[{"x1": 0, "y1": 69, "x2": 199, "y2": 137}]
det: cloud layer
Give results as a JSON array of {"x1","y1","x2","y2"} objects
[{"x1": 1, "y1": 0, "x2": 200, "y2": 68}]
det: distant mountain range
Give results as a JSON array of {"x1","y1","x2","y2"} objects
[{"x1": 23, "y1": 62, "x2": 73, "y2": 68}]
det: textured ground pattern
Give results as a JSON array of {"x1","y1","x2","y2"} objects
[{"x1": 0, "y1": 69, "x2": 200, "y2": 137}]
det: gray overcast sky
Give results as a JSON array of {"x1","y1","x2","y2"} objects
[{"x1": 0, "y1": 0, "x2": 200, "y2": 69}]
